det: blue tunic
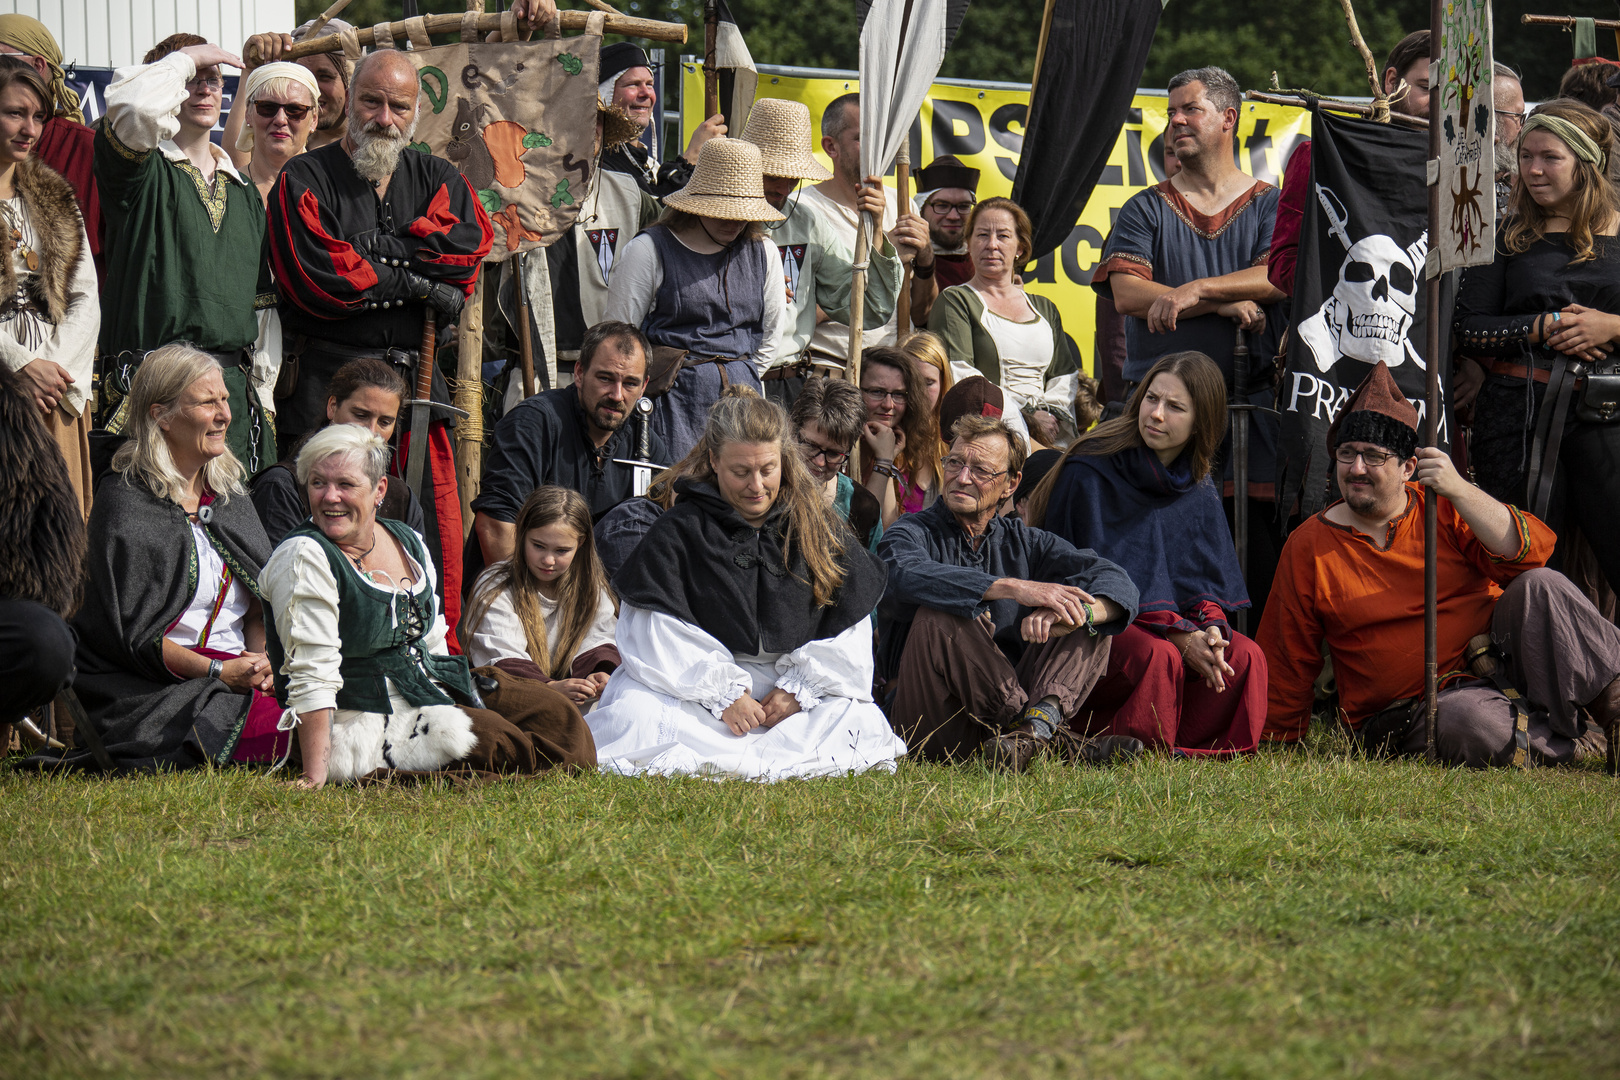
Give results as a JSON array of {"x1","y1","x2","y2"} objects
[{"x1": 1092, "y1": 179, "x2": 1282, "y2": 486}]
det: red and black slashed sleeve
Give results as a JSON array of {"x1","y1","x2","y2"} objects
[
  {"x1": 269, "y1": 171, "x2": 391, "y2": 319},
  {"x1": 403, "y1": 175, "x2": 494, "y2": 294}
]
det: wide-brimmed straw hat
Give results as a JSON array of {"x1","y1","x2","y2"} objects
[
  {"x1": 739, "y1": 98, "x2": 832, "y2": 181},
  {"x1": 663, "y1": 137, "x2": 785, "y2": 222}
]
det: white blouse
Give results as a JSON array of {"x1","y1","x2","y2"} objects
[
  {"x1": 169, "y1": 519, "x2": 250, "y2": 655},
  {"x1": 0, "y1": 197, "x2": 99, "y2": 417},
  {"x1": 464, "y1": 562, "x2": 619, "y2": 672},
  {"x1": 969, "y1": 285, "x2": 1055, "y2": 402},
  {"x1": 260, "y1": 533, "x2": 448, "y2": 716}
]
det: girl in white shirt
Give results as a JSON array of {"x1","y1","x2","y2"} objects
[{"x1": 463, "y1": 485, "x2": 619, "y2": 708}]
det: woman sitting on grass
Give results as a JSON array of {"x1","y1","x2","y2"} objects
[
  {"x1": 47, "y1": 345, "x2": 283, "y2": 771},
  {"x1": 588, "y1": 392, "x2": 907, "y2": 779},
  {"x1": 462, "y1": 486, "x2": 620, "y2": 710},
  {"x1": 260, "y1": 425, "x2": 596, "y2": 788},
  {"x1": 1024, "y1": 351, "x2": 1267, "y2": 755}
]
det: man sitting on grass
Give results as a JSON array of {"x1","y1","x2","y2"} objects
[
  {"x1": 1259, "y1": 361, "x2": 1620, "y2": 770},
  {"x1": 877, "y1": 414, "x2": 1142, "y2": 772}
]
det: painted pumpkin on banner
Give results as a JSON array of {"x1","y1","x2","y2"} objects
[{"x1": 407, "y1": 34, "x2": 601, "y2": 261}]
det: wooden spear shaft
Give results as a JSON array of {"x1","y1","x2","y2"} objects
[
  {"x1": 896, "y1": 138, "x2": 912, "y2": 337},
  {"x1": 1424, "y1": 0, "x2": 1443, "y2": 760},
  {"x1": 276, "y1": 9, "x2": 686, "y2": 58},
  {"x1": 703, "y1": 0, "x2": 720, "y2": 119}
]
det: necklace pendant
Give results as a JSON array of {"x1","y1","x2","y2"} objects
[{"x1": 24, "y1": 251, "x2": 38, "y2": 272}]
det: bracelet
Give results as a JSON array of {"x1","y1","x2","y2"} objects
[
  {"x1": 912, "y1": 259, "x2": 935, "y2": 279},
  {"x1": 208, "y1": 658, "x2": 223, "y2": 681},
  {"x1": 1080, "y1": 600, "x2": 1098, "y2": 636},
  {"x1": 873, "y1": 461, "x2": 903, "y2": 480}
]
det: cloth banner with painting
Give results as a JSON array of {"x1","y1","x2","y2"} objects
[{"x1": 405, "y1": 20, "x2": 604, "y2": 262}]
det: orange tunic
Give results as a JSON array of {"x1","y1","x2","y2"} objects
[{"x1": 1259, "y1": 483, "x2": 1553, "y2": 740}]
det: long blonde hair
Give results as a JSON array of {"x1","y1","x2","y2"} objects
[
  {"x1": 111, "y1": 344, "x2": 245, "y2": 504},
  {"x1": 463, "y1": 486, "x2": 615, "y2": 680},
  {"x1": 692, "y1": 391, "x2": 848, "y2": 607},
  {"x1": 901, "y1": 330, "x2": 955, "y2": 457},
  {"x1": 1503, "y1": 99, "x2": 1620, "y2": 265}
]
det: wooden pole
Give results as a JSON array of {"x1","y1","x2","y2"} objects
[
  {"x1": 703, "y1": 0, "x2": 720, "y2": 118},
  {"x1": 1520, "y1": 14, "x2": 1620, "y2": 30},
  {"x1": 455, "y1": 275, "x2": 487, "y2": 537},
  {"x1": 1244, "y1": 90, "x2": 1428, "y2": 128},
  {"x1": 1337, "y1": 0, "x2": 1390, "y2": 121},
  {"x1": 307, "y1": 0, "x2": 354, "y2": 40},
  {"x1": 1424, "y1": 0, "x2": 1443, "y2": 760},
  {"x1": 896, "y1": 138, "x2": 912, "y2": 338},
  {"x1": 276, "y1": 9, "x2": 686, "y2": 59},
  {"x1": 514, "y1": 252, "x2": 536, "y2": 399},
  {"x1": 846, "y1": 214, "x2": 869, "y2": 384}
]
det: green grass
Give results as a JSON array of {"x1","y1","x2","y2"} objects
[{"x1": 3, "y1": 728, "x2": 1618, "y2": 1078}]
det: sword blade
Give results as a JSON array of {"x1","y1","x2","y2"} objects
[{"x1": 404, "y1": 313, "x2": 438, "y2": 500}]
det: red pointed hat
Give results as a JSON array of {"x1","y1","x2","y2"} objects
[{"x1": 1325, "y1": 361, "x2": 1419, "y2": 460}]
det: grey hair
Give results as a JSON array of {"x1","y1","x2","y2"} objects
[
  {"x1": 822, "y1": 92, "x2": 859, "y2": 143},
  {"x1": 111, "y1": 344, "x2": 245, "y2": 505},
  {"x1": 1493, "y1": 61, "x2": 1520, "y2": 83},
  {"x1": 789, "y1": 377, "x2": 866, "y2": 451},
  {"x1": 349, "y1": 49, "x2": 425, "y2": 124},
  {"x1": 1168, "y1": 67, "x2": 1241, "y2": 114},
  {"x1": 295, "y1": 423, "x2": 391, "y2": 488}
]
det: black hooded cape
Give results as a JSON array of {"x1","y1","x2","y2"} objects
[
  {"x1": 32, "y1": 465, "x2": 271, "y2": 772},
  {"x1": 612, "y1": 480, "x2": 886, "y2": 656}
]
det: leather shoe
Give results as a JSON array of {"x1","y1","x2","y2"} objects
[
  {"x1": 981, "y1": 722, "x2": 1045, "y2": 773},
  {"x1": 1052, "y1": 729, "x2": 1145, "y2": 765},
  {"x1": 1583, "y1": 675, "x2": 1620, "y2": 776}
]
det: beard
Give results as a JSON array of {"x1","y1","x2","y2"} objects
[
  {"x1": 1495, "y1": 138, "x2": 1518, "y2": 182},
  {"x1": 350, "y1": 118, "x2": 413, "y2": 182}
]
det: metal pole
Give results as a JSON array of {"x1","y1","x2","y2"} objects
[{"x1": 1424, "y1": 0, "x2": 1443, "y2": 760}]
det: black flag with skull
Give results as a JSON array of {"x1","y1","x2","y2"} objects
[{"x1": 1277, "y1": 107, "x2": 1456, "y2": 516}]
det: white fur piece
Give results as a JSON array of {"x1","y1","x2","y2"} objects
[{"x1": 325, "y1": 703, "x2": 478, "y2": 782}]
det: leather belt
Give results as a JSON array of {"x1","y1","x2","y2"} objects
[
  {"x1": 1527, "y1": 356, "x2": 1581, "y2": 519},
  {"x1": 1485, "y1": 359, "x2": 1551, "y2": 384},
  {"x1": 761, "y1": 351, "x2": 818, "y2": 381}
]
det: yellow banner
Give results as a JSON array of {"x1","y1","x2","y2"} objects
[{"x1": 682, "y1": 64, "x2": 1312, "y2": 374}]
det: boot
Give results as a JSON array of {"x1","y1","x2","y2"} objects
[{"x1": 1583, "y1": 675, "x2": 1620, "y2": 777}]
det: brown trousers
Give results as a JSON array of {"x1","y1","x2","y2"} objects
[
  {"x1": 888, "y1": 607, "x2": 1112, "y2": 762},
  {"x1": 1398, "y1": 568, "x2": 1620, "y2": 767}
]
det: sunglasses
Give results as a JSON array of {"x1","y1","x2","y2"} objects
[{"x1": 254, "y1": 100, "x2": 313, "y2": 121}]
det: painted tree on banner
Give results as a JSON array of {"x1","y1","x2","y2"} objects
[{"x1": 1435, "y1": 0, "x2": 1495, "y2": 273}]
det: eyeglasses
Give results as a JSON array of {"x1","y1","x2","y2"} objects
[
  {"x1": 185, "y1": 76, "x2": 224, "y2": 94},
  {"x1": 1495, "y1": 109, "x2": 1527, "y2": 126},
  {"x1": 1333, "y1": 446, "x2": 1399, "y2": 467},
  {"x1": 796, "y1": 436, "x2": 849, "y2": 468},
  {"x1": 941, "y1": 454, "x2": 1008, "y2": 486},
  {"x1": 860, "y1": 387, "x2": 906, "y2": 405},
  {"x1": 925, "y1": 199, "x2": 974, "y2": 217},
  {"x1": 254, "y1": 100, "x2": 313, "y2": 121}
]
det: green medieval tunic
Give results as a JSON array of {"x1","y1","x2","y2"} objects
[{"x1": 94, "y1": 51, "x2": 276, "y2": 473}]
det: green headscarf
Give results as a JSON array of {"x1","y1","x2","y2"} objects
[
  {"x1": 1518, "y1": 112, "x2": 1608, "y2": 175},
  {"x1": 0, "y1": 15, "x2": 84, "y2": 125}
]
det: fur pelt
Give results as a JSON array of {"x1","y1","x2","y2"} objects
[
  {"x1": 0, "y1": 363, "x2": 83, "y2": 615},
  {"x1": 0, "y1": 157, "x2": 84, "y2": 323},
  {"x1": 324, "y1": 703, "x2": 478, "y2": 783}
]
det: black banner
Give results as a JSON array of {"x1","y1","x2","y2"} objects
[
  {"x1": 1277, "y1": 107, "x2": 1454, "y2": 515},
  {"x1": 1010, "y1": 0, "x2": 1163, "y2": 261}
]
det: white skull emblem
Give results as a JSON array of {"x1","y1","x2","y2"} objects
[
  {"x1": 1332, "y1": 235, "x2": 1419, "y2": 364},
  {"x1": 1298, "y1": 229, "x2": 1428, "y2": 373}
]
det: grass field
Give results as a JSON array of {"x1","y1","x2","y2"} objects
[{"x1": 3, "y1": 728, "x2": 1618, "y2": 1079}]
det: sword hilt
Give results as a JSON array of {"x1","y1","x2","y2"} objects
[
  {"x1": 635, "y1": 395, "x2": 653, "y2": 462},
  {"x1": 415, "y1": 313, "x2": 437, "y2": 400}
]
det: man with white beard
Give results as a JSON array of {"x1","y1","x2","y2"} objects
[
  {"x1": 268, "y1": 48, "x2": 493, "y2": 452},
  {"x1": 268, "y1": 48, "x2": 493, "y2": 630}
]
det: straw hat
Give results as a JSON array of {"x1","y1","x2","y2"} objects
[
  {"x1": 663, "y1": 137, "x2": 785, "y2": 222},
  {"x1": 739, "y1": 98, "x2": 832, "y2": 181}
]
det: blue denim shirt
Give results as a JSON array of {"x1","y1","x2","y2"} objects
[{"x1": 876, "y1": 500, "x2": 1139, "y2": 681}]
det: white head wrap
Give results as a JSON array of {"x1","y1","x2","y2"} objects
[{"x1": 235, "y1": 62, "x2": 322, "y2": 153}]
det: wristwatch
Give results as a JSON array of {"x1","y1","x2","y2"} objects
[{"x1": 208, "y1": 658, "x2": 224, "y2": 682}]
